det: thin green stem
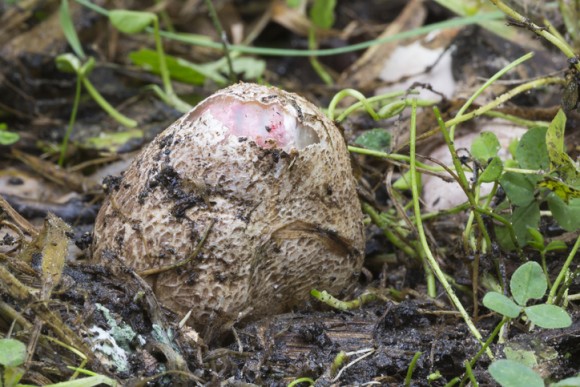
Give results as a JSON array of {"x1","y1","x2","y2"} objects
[
  {"x1": 463, "y1": 186, "x2": 480, "y2": 252},
  {"x1": 363, "y1": 202, "x2": 417, "y2": 258},
  {"x1": 154, "y1": 0, "x2": 175, "y2": 33},
  {"x1": 152, "y1": 16, "x2": 174, "y2": 97},
  {"x1": 335, "y1": 91, "x2": 411, "y2": 122},
  {"x1": 347, "y1": 146, "x2": 444, "y2": 173},
  {"x1": 547, "y1": 234, "x2": 580, "y2": 304},
  {"x1": 449, "y1": 52, "x2": 534, "y2": 140},
  {"x1": 466, "y1": 181, "x2": 499, "y2": 251},
  {"x1": 482, "y1": 110, "x2": 549, "y2": 128},
  {"x1": 420, "y1": 248, "x2": 436, "y2": 298},
  {"x1": 378, "y1": 99, "x2": 438, "y2": 119},
  {"x1": 472, "y1": 206, "x2": 521, "y2": 256},
  {"x1": 411, "y1": 77, "x2": 563, "y2": 148},
  {"x1": 410, "y1": 100, "x2": 491, "y2": 357},
  {"x1": 464, "y1": 360, "x2": 478, "y2": 387},
  {"x1": 204, "y1": 0, "x2": 236, "y2": 82},
  {"x1": 288, "y1": 377, "x2": 314, "y2": 387},
  {"x1": 567, "y1": 292, "x2": 580, "y2": 301},
  {"x1": 165, "y1": 12, "x2": 504, "y2": 57},
  {"x1": 309, "y1": 28, "x2": 333, "y2": 85},
  {"x1": 330, "y1": 351, "x2": 348, "y2": 377},
  {"x1": 540, "y1": 251, "x2": 552, "y2": 288},
  {"x1": 421, "y1": 201, "x2": 472, "y2": 221},
  {"x1": 59, "y1": 75, "x2": 83, "y2": 166},
  {"x1": 75, "y1": 0, "x2": 503, "y2": 57},
  {"x1": 444, "y1": 77, "x2": 565, "y2": 129},
  {"x1": 482, "y1": 182, "x2": 499, "y2": 211},
  {"x1": 557, "y1": 0, "x2": 580, "y2": 49},
  {"x1": 81, "y1": 78, "x2": 137, "y2": 128},
  {"x1": 405, "y1": 352, "x2": 423, "y2": 387},
  {"x1": 544, "y1": 16, "x2": 568, "y2": 46},
  {"x1": 436, "y1": 108, "x2": 493, "y2": 252},
  {"x1": 328, "y1": 89, "x2": 379, "y2": 121},
  {"x1": 459, "y1": 317, "x2": 509, "y2": 386},
  {"x1": 502, "y1": 167, "x2": 544, "y2": 175},
  {"x1": 487, "y1": 0, "x2": 579, "y2": 70},
  {"x1": 150, "y1": 15, "x2": 191, "y2": 112},
  {"x1": 310, "y1": 289, "x2": 377, "y2": 311},
  {"x1": 445, "y1": 378, "x2": 461, "y2": 387}
]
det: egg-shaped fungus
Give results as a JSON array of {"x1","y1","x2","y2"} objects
[{"x1": 92, "y1": 83, "x2": 365, "y2": 337}]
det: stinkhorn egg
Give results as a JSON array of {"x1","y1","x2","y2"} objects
[{"x1": 92, "y1": 83, "x2": 365, "y2": 337}]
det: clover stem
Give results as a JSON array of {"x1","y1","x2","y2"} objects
[
  {"x1": 547, "y1": 234, "x2": 580, "y2": 304},
  {"x1": 411, "y1": 100, "x2": 492, "y2": 358}
]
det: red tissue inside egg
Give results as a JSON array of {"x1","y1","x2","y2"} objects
[
  {"x1": 205, "y1": 98, "x2": 293, "y2": 149},
  {"x1": 192, "y1": 95, "x2": 320, "y2": 152}
]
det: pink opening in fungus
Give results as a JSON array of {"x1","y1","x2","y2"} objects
[{"x1": 196, "y1": 95, "x2": 319, "y2": 152}]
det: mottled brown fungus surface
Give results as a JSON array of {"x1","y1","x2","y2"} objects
[{"x1": 91, "y1": 83, "x2": 365, "y2": 337}]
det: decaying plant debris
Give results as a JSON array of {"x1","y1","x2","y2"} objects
[{"x1": 1, "y1": 1, "x2": 580, "y2": 386}]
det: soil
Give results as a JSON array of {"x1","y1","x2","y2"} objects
[{"x1": 1, "y1": 1, "x2": 579, "y2": 386}]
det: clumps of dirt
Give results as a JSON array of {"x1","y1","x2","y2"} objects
[
  {"x1": 220, "y1": 300, "x2": 491, "y2": 385},
  {"x1": 52, "y1": 263, "x2": 204, "y2": 381}
]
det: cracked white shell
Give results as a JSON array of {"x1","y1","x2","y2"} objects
[{"x1": 92, "y1": 83, "x2": 364, "y2": 337}]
